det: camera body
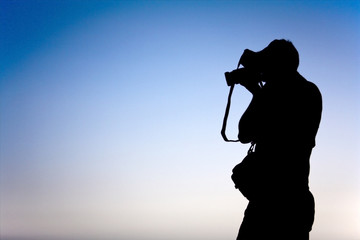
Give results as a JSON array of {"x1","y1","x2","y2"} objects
[
  {"x1": 224, "y1": 68, "x2": 261, "y2": 86},
  {"x1": 224, "y1": 49, "x2": 263, "y2": 86}
]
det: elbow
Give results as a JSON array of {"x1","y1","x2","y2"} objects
[
  {"x1": 238, "y1": 118, "x2": 254, "y2": 144},
  {"x1": 238, "y1": 132, "x2": 252, "y2": 144},
  {"x1": 238, "y1": 124, "x2": 253, "y2": 143}
]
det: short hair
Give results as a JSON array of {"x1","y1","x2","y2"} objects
[{"x1": 261, "y1": 39, "x2": 299, "y2": 72}]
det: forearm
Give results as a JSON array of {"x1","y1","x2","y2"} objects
[{"x1": 238, "y1": 95, "x2": 260, "y2": 143}]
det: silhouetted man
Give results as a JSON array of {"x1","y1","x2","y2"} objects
[{"x1": 233, "y1": 40, "x2": 322, "y2": 240}]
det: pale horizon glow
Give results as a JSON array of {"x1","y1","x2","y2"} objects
[{"x1": 0, "y1": 1, "x2": 359, "y2": 240}]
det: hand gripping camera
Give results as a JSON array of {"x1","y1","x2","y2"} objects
[{"x1": 224, "y1": 49, "x2": 263, "y2": 87}]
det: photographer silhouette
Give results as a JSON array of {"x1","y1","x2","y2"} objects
[{"x1": 223, "y1": 39, "x2": 322, "y2": 240}]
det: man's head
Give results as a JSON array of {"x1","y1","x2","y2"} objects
[
  {"x1": 240, "y1": 39, "x2": 299, "y2": 79},
  {"x1": 259, "y1": 39, "x2": 299, "y2": 74}
]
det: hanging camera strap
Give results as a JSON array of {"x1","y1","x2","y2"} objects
[
  {"x1": 221, "y1": 84, "x2": 240, "y2": 142},
  {"x1": 221, "y1": 59, "x2": 244, "y2": 142},
  {"x1": 221, "y1": 85, "x2": 257, "y2": 156}
]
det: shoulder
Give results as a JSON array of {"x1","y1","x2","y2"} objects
[
  {"x1": 297, "y1": 73, "x2": 322, "y2": 98},
  {"x1": 296, "y1": 74, "x2": 322, "y2": 111}
]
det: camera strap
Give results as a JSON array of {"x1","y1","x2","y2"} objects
[
  {"x1": 221, "y1": 58, "x2": 253, "y2": 142},
  {"x1": 221, "y1": 84, "x2": 240, "y2": 142}
]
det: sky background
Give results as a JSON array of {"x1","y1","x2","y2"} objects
[{"x1": 0, "y1": 1, "x2": 359, "y2": 240}]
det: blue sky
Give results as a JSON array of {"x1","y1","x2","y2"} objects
[{"x1": 1, "y1": 1, "x2": 359, "y2": 240}]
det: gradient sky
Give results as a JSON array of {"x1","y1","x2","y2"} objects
[{"x1": 1, "y1": 1, "x2": 359, "y2": 240}]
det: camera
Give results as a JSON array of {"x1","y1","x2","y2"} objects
[
  {"x1": 224, "y1": 49, "x2": 263, "y2": 86},
  {"x1": 224, "y1": 68, "x2": 261, "y2": 86}
]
